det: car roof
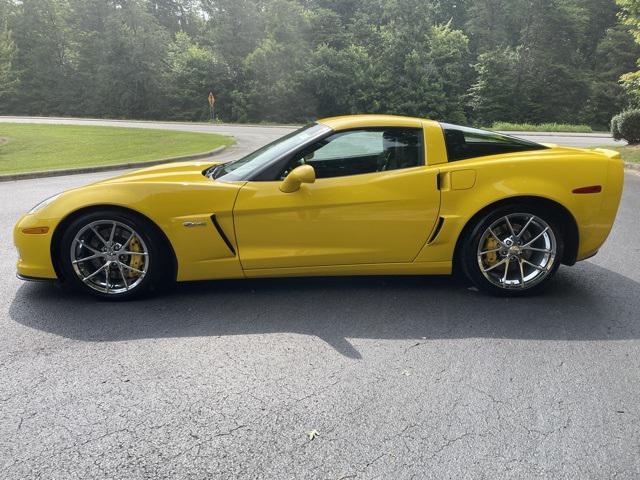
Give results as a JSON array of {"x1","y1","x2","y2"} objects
[{"x1": 317, "y1": 114, "x2": 440, "y2": 131}]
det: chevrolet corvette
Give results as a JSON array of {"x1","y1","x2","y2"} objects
[{"x1": 14, "y1": 115, "x2": 624, "y2": 299}]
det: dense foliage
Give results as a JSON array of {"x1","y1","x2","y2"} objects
[
  {"x1": 0, "y1": 0, "x2": 639, "y2": 127},
  {"x1": 612, "y1": 109, "x2": 640, "y2": 143}
]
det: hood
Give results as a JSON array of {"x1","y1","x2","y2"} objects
[{"x1": 95, "y1": 160, "x2": 221, "y2": 185}]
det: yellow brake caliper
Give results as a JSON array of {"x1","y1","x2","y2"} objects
[
  {"x1": 483, "y1": 236, "x2": 499, "y2": 267},
  {"x1": 127, "y1": 236, "x2": 144, "y2": 278}
]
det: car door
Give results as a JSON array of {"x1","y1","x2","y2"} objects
[{"x1": 232, "y1": 127, "x2": 441, "y2": 270}]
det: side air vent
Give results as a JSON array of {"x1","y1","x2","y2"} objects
[
  {"x1": 210, "y1": 214, "x2": 236, "y2": 256},
  {"x1": 427, "y1": 217, "x2": 445, "y2": 245}
]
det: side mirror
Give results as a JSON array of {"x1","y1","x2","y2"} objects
[{"x1": 280, "y1": 165, "x2": 316, "y2": 193}]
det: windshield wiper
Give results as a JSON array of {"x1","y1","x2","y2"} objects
[{"x1": 206, "y1": 164, "x2": 224, "y2": 179}]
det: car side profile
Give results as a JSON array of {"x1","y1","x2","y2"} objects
[{"x1": 14, "y1": 115, "x2": 624, "y2": 299}]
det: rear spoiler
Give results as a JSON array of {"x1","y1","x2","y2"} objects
[{"x1": 592, "y1": 148, "x2": 621, "y2": 160}]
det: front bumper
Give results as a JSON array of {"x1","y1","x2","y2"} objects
[
  {"x1": 16, "y1": 272, "x2": 56, "y2": 282},
  {"x1": 13, "y1": 214, "x2": 58, "y2": 280}
]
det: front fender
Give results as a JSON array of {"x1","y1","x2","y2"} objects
[{"x1": 20, "y1": 178, "x2": 246, "y2": 282}]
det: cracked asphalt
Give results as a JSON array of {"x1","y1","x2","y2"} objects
[{"x1": 1, "y1": 123, "x2": 639, "y2": 479}]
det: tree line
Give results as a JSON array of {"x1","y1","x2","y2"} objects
[{"x1": 1, "y1": 0, "x2": 640, "y2": 128}]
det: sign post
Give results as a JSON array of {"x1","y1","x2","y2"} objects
[{"x1": 208, "y1": 92, "x2": 215, "y2": 122}]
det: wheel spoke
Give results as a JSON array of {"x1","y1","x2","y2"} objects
[
  {"x1": 122, "y1": 231, "x2": 135, "y2": 250},
  {"x1": 108, "y1": 222, "x2": 116, "y2": 243},
  {"x1": 523, "y1": 227, "x2": 549, "y2": 248},
  {"x1": 479, "y1": 248, "x2": 501, "y2": 255},
  {"x1": 119, "y1": 251, "x2": 148, "y2": 256},
  {"x1": 483, "y1": 257, "x2": 508, "y2": 272},
  {"x1": 82, "y1": 262, "x2": 108, "y2": 282},
  {"x1": 488, "y1": 227, "x2": 506, "y2": 247},
  {"x1": 518, "y1": 258, "x2": 526, "y2": 288},
  {"x1": 72, "y1": 253, "x2": 102, "y2": 264},
  {"x1": 119, "y1": 262, "x2": 144, "y2": 275},
  {"x1": 522, "y1": 246, "x2": 552, "y2": 253},
  {"x1": 90, "y1": 226, "x2": 108, "y2": 246},
  {"x1": 117, "y1": 262, "x2": 129, "y2": 291},
  {"x1": 517, "y1": 216, "x2": 535, "y2": 239},
  {"x1": 105, "y1": 263, "x2": 111, "y2": 293},
  {"x1": 504, "y1": 216, "x2": 516, "y2": 238},
  {"x1": 522, "y1": 258, "x2": 546, "y2": 272},
  {"x1": 501, "y1": 257, "x2": 511, "y2": 283},
  {"x1": 78, "y1": 241, "x2": 100, "y2": 254}
]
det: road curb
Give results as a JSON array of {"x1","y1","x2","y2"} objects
[
  {"x1": 0, "y1": 145, "x2": 228, "y2": 182},
  {"x1": 625, "y1": 161, "x2": 640, "y2": 172}
]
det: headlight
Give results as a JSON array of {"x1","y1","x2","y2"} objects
[{"x1": 28, "y1": 193, "x2": 62, "y2": 214}]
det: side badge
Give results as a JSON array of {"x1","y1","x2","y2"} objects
[{"x1": 183, "y1": 221, "x2": 207, "y2": 228}]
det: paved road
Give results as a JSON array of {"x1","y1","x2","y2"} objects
[{"x1": 1, "y1": 119, "x2": 639, "y2": 478}]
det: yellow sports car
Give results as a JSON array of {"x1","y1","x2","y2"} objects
[{"x1": 14, "y1": 115, "x2": 624, "y2": 299}]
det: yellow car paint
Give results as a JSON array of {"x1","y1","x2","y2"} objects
[
  {"x1": 13, "y1": 115, "x2": 624, "y2": 284},
  {"x1": 234, "y1": 166, "x2": 440, "y2": 270}
]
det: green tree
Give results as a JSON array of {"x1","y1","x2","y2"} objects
[
  {"x1": 469, "y1": 0, "x2": 592, "y2": 124},
  {"x1": 617, "y1": 0, "x2": 640, "y2": 105},
  {"x1": 74, "y1": 0, "x2": 169, "y2": 119},
  {"x1": 582, "y1": 25, "x2": 640, "y2": 126},
  {"x1": 469, "y1": 47, "x2": 524, "y2": 125},
  {"x1": 8, "y1": 0, "x2": 73, "y2": 114},
  {"x1": 164, "y1": 32, "x2": 231, "y2": 120},
  {"x1": 0, "y1": 22, "x2": 18, "y2": 103},
  {"x1": 0, "y1": 0, "x2": 632, "y2": 126},
  {"x1": 233, "y1": 0, "x2": 314, "y2": 122}
]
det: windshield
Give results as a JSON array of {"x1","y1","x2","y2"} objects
[{"x1": 209, "y1": 123, "x2": 331, "y2": 181}]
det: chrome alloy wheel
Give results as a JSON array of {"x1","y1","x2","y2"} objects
[
  {"x1": 476, "y1": 213, "x2": 557, "y2": 290},
  {"x1": 70, "y1": 220, "x2": 149, "y2": 295}
]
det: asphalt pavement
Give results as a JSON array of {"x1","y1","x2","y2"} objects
[{"x1": 0, "y1": 119, "x2": 639, "y2": 479}]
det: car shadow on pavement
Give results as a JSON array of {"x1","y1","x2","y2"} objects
[{"x1": 9, "y1": 262, "x2": 640, "y2": 359}]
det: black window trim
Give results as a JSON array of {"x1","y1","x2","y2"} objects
[{"x1": 439, "y1": 122, "x2": 548, "y2": 163}]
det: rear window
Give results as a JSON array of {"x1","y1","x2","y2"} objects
[{"x1": 441, "y1": 123, "x2": 547, "y2": 162}]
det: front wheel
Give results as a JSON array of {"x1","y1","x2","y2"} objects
[
  {"x1": 58, "y1": 210, "x2": 167, "y2": 300},
  {"x1": 459, "y1": 205, "x2": 565, "y2": 295}
]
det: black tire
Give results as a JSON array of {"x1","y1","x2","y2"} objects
[
  {"x1": 58, "y1": 209, "x2": 169, "y2": 300},
  {"x1": 459, "y1": 203, "x2": 565, "y2": 296}
]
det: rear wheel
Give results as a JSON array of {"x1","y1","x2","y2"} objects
[
  {"x1": 58, "y1": 210, "x2": 167, "y2": 299},
  {"x1": 460, "y1": 205, "x2": 564, "y2": 295}
]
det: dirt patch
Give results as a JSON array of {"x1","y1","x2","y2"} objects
[{"x1": 0, "y1": 137, "x2": 8, "y2": 146}]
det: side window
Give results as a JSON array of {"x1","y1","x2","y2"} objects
[
  {"x1": 280, "y1": 128, "x2": 423, "y2": 179},
  {"x1": 442, "y1": 123, "x2": 547, "y2": 162}
]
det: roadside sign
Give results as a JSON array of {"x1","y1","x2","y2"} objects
[{"x1": 208, "y1": 92, "x2": 215, "y2": 121}]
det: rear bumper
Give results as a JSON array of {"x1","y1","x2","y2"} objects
[
  {"x1": 575, "y1": 154, "x2": 624, "y2": 261},
  {"x1": 576, "y1": 249, "x2": 599, "y2": 262}
]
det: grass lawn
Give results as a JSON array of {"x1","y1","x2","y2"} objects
[
  {"x1": 489, "y1": 122, "x2": 598, "y2": 133},
  {"x1": 597, "y1": 144, "x2": 640, "y2": 163},
  {"x1": 0, "y1": 123, "x2": 234, "y2": 175}
]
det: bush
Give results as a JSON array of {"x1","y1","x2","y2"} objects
[
  {"x1": 490, "y1": 122, "x2": 594, "y2": 133},
  {"x1": 611, "y1": 110, "x2": 640, "y2": 144}
]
